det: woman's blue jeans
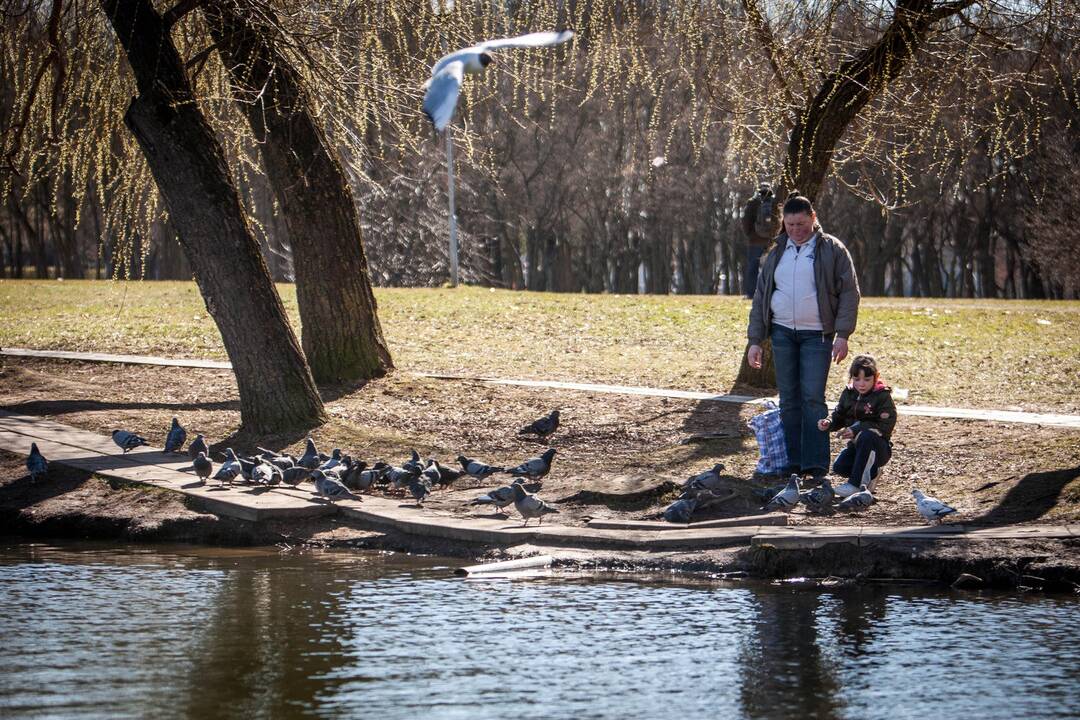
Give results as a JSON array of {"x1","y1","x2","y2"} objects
[{"x1": 769, "y1": 325, "x2": 833, "y2": 474}]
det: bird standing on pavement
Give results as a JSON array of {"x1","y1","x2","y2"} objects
[
  {"x1": 26, "y1": 442, "x2": 48, "y2": 481},
  {"x1": 313, "y1": 470, "x2": 359, "y2": 503},
  {"x1": 297, "y1": 438, "x2": 321, "y2": 470},
  {"x1": 422, "y1": 30, "x2": 575, "y2": 132},
  {"x1": 912, "y1": 489, "x2": 957, "y2": 524},
  {"x1": 519, "y1": 409, "x2": 560, "y2": 440},
  {"x1": 468, "y1": 478, "x2": 525, "y2": 515},
  {"x1": 683, "y1": 463, "x2": 726, "y2": 492},
  {"x1": 192, "y1": 451, "x2": 213, "y2": 484},
  {"x1": 163, "y1": 417, "x2": 187, "y2": 454},
  {"x1": 458, "y1": 455, "x2": 504, "y2": 480},
  {"x1": 213, "y1": 448, "x2": 243, "y2": 485},
  {"x1": 187, "y1": 434, "x2": 209, "y2": 460},
  {"x1": 838, "y1": 485, "x2": 874, "y2": 511},
  {"x1": 112, "y1": 429, "x2": 148, "y2": 453},
  {"x1": 504, "y1": 448, "x2": 557, "y2": 482},
  {"x1": 799, "y1": 478, "x2": 835, "y2": 512},
  {"x1": 511, "y1": 482, "x2": 560, "y2": 527},
  {"x1": 764, "y1": 475, "x2": 801, "y2": 511}
]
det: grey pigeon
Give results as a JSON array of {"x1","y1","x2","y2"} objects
[
  {"x1": 212, "y1": 448, "x2": 243, "y2": 485},
  {"x1": 799, "y1": 478, "x2": 835, "y2": 512},
  {"x1": 385, "y1": 464, "x2": 420, "y2": 492},
  {"x1": 519, "y1": 409, "x2": 560, "y2": 439},
  {"x1": 683, "y1": 463, "x2": 726, "y2": 492},
  {"x1": 340, "y1": 461, "x2": 369, "y2": 491},
  {"x1": 297, "y1": 438, "x2": 321, "y2": 470},
  {"x1": 251, "y1": 463, "x2": 278, "y2": 486},
  {"x1": 236, "y1": 455, "x2": 257, "y2": 481},
  {"x1": 408, "y1": 475, "x2": 432, "y2": 506},
  {"x1": 112, "y1": 429, "x2": 148, "y2": 453},
  {"x1": 663, "y1": 496, "x2": 698, "y2": 523},
  {"x1": 187, "y1": 434, "x2": 209, "y2": 460},
  {"x1": 468, "y1": 478, "x2": 525, "y2": 514},
  {"x1": 313, "y1": 470, "x2": 358, "y2": 503},
  {"x1": 319, "y1": 449, "x2": 344, "y2": 472},
  {"x1": 764, "y1": 475, "x2": 801, "y2": 511},
  {"x1": 838, "y1": 485, "x2": 874, "y2": 511},
  {"x1": 912, "y1": 489, "x2": 957, "y2": 524},
  {"x1": 510, "y1": 481, "x2": 560, "y2": 527},
  {"x1": 402, "y1": 449, "x2": 424, "y2": 475},
  {"x1": 282, "y1": 466, "x2": 313, "y2": 486},
  {"x1": 26, "y1": 442, "x2": 48, "y2": 481},
  {"x1": 420, "y1": 461, "x2": 441, "y2": 488},
  {"x1": 432, "y1": 460, "x2": 464, "y2": 486},
  {"x1": 163, "y1": 417, "x2": 187, "y2": 454},
  {"x1": 192, "y1": 451, "x2": 213, "y2": 484},
  {"x1": 422, "y1": 30, "x2": 575, "y2": 131},
  {"x1": 458, "y1": 455, "x2": 504, "y2": 480},
  {"x1": 504, "y1": 448, "x2": 556, "y2": 482},
  {"x1": 751, "y1": 482, "x2": 788, "y2": 504}
]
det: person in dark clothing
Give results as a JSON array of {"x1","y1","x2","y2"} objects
[
  {"x1": 741, "y1": 182, "x2": 779, "y2": 298},
  {"x1": 818, "y1": 354, "x2": 897, "y2": 496}
]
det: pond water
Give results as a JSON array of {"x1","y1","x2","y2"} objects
[{"x1": 1, "y1": 540, "x2": 1078, "y2": 720}]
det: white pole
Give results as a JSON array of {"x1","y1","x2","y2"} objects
[{"x1": 445, "y1": 127, "x2": 459, "y2": 287}]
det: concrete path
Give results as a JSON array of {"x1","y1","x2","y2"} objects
[
  {"x1": 4, "y1": 347, "x2": 1080, "y2": 428},
  {"x1": 1, "y1": 413, "x2": 1075, "y2": 551}
]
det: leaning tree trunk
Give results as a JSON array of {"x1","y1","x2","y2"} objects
[
  {"x1": 203, "y1": 1, "x2": 392, "y2": 385},
  {"x1": 100, "y1": 0, "x2": 325, "y2": 433}
]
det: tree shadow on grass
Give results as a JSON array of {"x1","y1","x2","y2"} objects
[
  {"x1": 0, "y1": 461, "x2": 95, "y2": 509},
  {"x1": 973, "y1": 464, "x2": 1080, "y2": 526},
  {"x1": 2, "y1": 398, "x2": 239, "y2": 416}
]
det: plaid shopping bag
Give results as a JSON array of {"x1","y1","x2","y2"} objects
[{"x1": 747, "y1": 400, "x2": 788, "y2": 475}]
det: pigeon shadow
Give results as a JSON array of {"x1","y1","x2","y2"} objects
[
  {"x1": 2, "y1": 398, "x2": 239, "y2": 416},
  {"x1": 972, "y1": 464, "x2": 1080, "y2": 526}
]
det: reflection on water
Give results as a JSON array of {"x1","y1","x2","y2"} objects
[{"x1": 0, "y1": 540, "x2": 1078, "y2": 720}]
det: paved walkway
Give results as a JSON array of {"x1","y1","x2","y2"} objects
[
  {"x1": 1, "y1": 412, "x2": 1074, "y2": 551},
  {"x1": 4, "y1": 347, "x2": 1080, "y2": 429}
]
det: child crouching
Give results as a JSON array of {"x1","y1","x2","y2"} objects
[{"x1": 817, "y1": 355, "x2": 897, "y2": 497}]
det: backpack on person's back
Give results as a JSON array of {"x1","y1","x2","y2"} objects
[{"x1": 753, "y1": 191, "x2": 776, "y2": 238}]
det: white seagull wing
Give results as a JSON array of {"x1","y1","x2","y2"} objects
[
  {"x1": 422, "y1": 60, "x2": 465, "y2": 132},
  {"x1": 476, "y1": 30, "x2": 574, "y2": 51}
]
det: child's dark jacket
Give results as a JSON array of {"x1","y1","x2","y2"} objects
[{"x1": 825, "y1": 380, "x2": 897, "y2": 441}]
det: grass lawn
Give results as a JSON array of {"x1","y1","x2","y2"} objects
[{"x1": 1, "y1": 279, "x2": 1077, "y2": 412}]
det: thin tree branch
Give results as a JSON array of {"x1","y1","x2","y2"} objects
[{"x1": 740, "y1": 0, "x2": 799, "y2": 129}]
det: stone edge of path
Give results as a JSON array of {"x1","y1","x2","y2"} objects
[
  {"x1": 1, "y1": 412, "x2": 1075, "y2": 552},
  {"x1": 4, "y1": 347, "x2": 1080, "y2": 429}
]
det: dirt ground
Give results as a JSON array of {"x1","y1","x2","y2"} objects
[{"x1": 2, "y1": 356, "x2": 1078, "y2": 530}]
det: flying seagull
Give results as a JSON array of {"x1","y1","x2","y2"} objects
[{"x1": 422, "y1": 30, "x2": 575, "y2": 132}]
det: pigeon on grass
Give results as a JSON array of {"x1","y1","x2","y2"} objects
[
  {"x1": 763, "y1": 475, "x2": 801, "y2": 511},
  {"x1": 912, "y1": 489, "x2": 957, "y2": 524},
  {"x1": 511, "y1": 482, "x2": 560, "y2": 527},
  {"x1": 112, "y1": 429, "x2": 148, "y2": 453},
  {"x1": 503, "y1": 448, "x2": 556, "y2": 482},
  {"x1": 422, "y1": 30, "x2": 575, "y2": 131},
  {"x1": 26, "y1": 442, "x2": 48, "y2": 481},
  {"x1": 519, "y1": 410, "x2": 560, "y2": 440}
]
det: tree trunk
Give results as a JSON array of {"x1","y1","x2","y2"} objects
[
  {"x1": 735, "y1": 339, "x2": 776, "y2": 389},
  {"x1": 100, "y1": 0, "x2": 325, "y2": 433},
  {"x1": 203, "y1": 1, "x2": 392, "y2": 385}
]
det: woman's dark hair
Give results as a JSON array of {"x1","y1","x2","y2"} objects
[
  {"x1": 848, "y1": 354, "x2": 879, "y2": 379},
  {"x1": 782, "y1": 191, "x2": 814, "y2": 216}
]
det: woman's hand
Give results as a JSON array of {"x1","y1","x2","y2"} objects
[
  {"x1": 747, "y1": 344, "x2": 763, "y2": 369},
  {"x1": 832, "y1": 337, "x2": 849, "y2": 364},
  {"x1": 816, "y1": 418, "x2": 830, "y2": 432},
  {"x1": 839, "y1": 427, "x2": 854, "y2": 440}
]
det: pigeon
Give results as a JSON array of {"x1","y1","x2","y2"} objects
[
  {"x1": 282, "y1": 466, "x2": 313, "y2": 486},
  {"x1": 663, "y1": 496, "x2": 698, "y2": 523},
  {"x1": 349, "y1": 465, "x2": 381, "y2": 492},
  {"x1": 297, "y1": 438, "x2": 321, "y2": 470},
  {"x1": 112, "y1": 429, "x2": 148, "y2": 453},
  {"x1": 799, "y1": 478, "x2": 835, "y2": 512},
  {"x1": 838, "y1": 485, "x2": 874, "y2": 511},
  {"x1": 408, "y1": 475, "x2": 433, "y2": 506},
  {"x1": 402, "y1": 449, "x2": 424, "y2": 475},
  {"x1": 26, "y1": 442, "x2": 48, "y2": 481},
  {"x1": 340, "y1": 461, "x2": 370, "y2": 491},
  {"x1": 313, "y1": 470, "x2": 358, "y2": 503},
  {"x1": 420, "y1": 461, "x2": 441, "y2": 489},
  {"x1": 519, "y1": 409, "x2": 560, "y2": 439},
  {"x1": 912, "y1": 489, "x2": 957, "y2": 524},
  {"x1": 422, "y1": 30, "x2": 575, "y2": 131},
  {"x1": 187, "y1": 434, "x2": 209, "y2": 460},
  {"x1": 319, "y1": 449, "x2": 344, "y2": 472},
  {"x1": 751, "y1": 482, "x2": 788, "y2": 504},
  {"x1": 510, "y1": 481, "x2": 560, "y2": 527},
  {"x1": 384, "y1": 465, "x2": 420, "y2": 492},
  {"x1": 763, "y1": 475, "x2": 801, "y2": 511},
  {"x1": 163, "y1": 417, "x2": 187, "y2": 454},
  {"x1": 683, "y1": 463, "x2": 726, "y2": 492},
  {"x1": 431, "y1": 460, "x2": 464, "y2": 487},
  {"x1": 503, "y1": 448, "x2": 556, "y2": 482},
  {"x1": 458, "y1": 455, "x2": 504, "y2": 480},
  {"x1": 468, "y1": 478, "x2": 526, "y2": 514},
  {"x1": 192, "y1": 451, "x2": 213, "y2": 484},
  {"x1": 251, "y1": 463, "x2": 279, "y2": 486},
  {"x1": 236, "y1": 455, "x2": 257, "y2": 481},
  {"x1": 213, "y1": 448, "x2": 243, "y2": 485}
]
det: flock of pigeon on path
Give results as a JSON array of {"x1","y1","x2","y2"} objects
[{"x1": 24, "y1": 407, "x2": 957, "y2": 526}]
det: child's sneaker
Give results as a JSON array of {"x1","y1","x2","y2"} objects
[{"x1": 834, "y1": 481, "x2": 861, "y2": 498}]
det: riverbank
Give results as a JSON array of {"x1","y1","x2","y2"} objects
[{"x1": 4, "y1": 454, "x2": 1077, "y2": 592}]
